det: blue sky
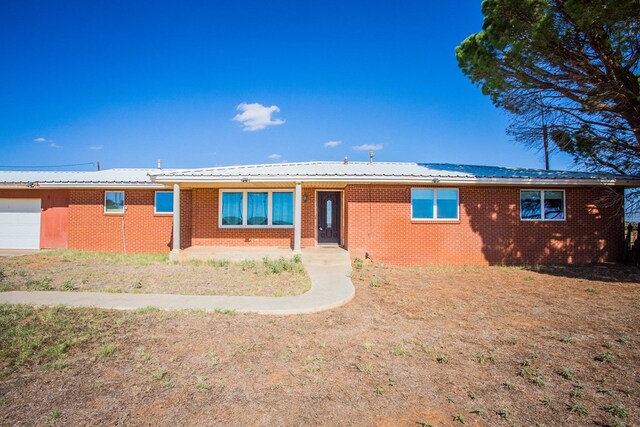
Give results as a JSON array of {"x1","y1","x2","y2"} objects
[{"x1": 0, "y1": 0, "x2": 574, "y2": 171}]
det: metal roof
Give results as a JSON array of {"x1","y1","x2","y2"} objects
[
  {"x1": 151, "y1": 161, "x2": 640, "y2": 187},
  {"x1": 0, "y1": 168, "x2": 169, "y2": 188},
  {"x1": 1, "y1": 162, "x2": 638, "y2": 188}
]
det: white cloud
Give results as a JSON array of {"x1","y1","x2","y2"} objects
[
  {"x1": 89, "y1": 145, "x2": 103, "y2": 150},
  {"x1": 35, "y1": 137, "x2": 62, "y2": 149},
  {"x1": 352, "y1": 144, "x2": 383, "y2": 151},
  {"x1": 323, "y1": 140, "x2": 342, "y2": 148},
  {"x1": 267, "y1": 153, "x2": 282, "y2": 159},
  {"x1": 233, "y1": 102, "x2": 285, "y2": 131}
]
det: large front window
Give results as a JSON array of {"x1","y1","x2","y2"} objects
[
  {"x1": 520, "y1": 190, "x2": 565, "y2": 220},
  {"x1": 411, "y1": 188, "x2": 459, "y2": 220},
  {"x1": 220, "y1": 190, "x2": 294, "y2": 227}
]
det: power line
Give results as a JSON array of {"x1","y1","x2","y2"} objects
[{"x1": 0, "y1": 162, "x2": 97, "y2": 169}]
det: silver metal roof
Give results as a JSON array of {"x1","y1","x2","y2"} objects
[
  {"x1": 0, "y1": 168, "x2": 169, "y2": 188},
  {"x1": 151, "y1": 161, "x2": 640, "y2": 186},
  {"x1": 0, "y1": 162, "x2": 638, "y2": 188}
]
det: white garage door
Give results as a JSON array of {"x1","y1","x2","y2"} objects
[{"x1": 0, "y1": 199, "x2": 41, "y2": 249}]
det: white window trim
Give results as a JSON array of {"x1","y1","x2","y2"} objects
[
  {"x1": 104, "y1": 191, "x2": 125, "y2": 214},
  {"x1": 219, "y1": 189, "x2": 295, "y2": 228},
  {"x1": 520, "y1": 189, "x2": 566, "y2": 221},
  {"x1": 154, "y1": 191, "x2": 174, "y2": 215},
  {"x1": 410, "y1": 188, "x2": 460, "y2": 221}
]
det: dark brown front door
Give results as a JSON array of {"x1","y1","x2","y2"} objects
[{"x1": 317, "y1": 191, "x2": 341, "y2": 244}]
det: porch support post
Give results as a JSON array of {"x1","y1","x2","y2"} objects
[
  {"x1": 293, "y1": 182, "x2": 302, "y2": 253},
  {"x1": 170, "y1": 183, "x2": 181, "y2": 260}
]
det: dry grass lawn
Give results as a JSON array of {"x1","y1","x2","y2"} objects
[
  {"x1": 0, "y1": 250, "x2": 310, "y2": 297},
  {"x1": 1, "y1": 261, "x2": 639, "y2": 426}
]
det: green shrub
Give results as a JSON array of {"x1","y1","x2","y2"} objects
[{"x1": 262, "y1": 256, "x2": 304, "y2": 274}]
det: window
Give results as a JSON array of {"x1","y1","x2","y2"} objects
[
  {"x1": 520, "y1": 190, "x2": 565, "y2": 221},
  {"x1": 221, "y1": 192, "x2": 243, "y2": 225},
  {"x1": 104, "y1": 191, "x2": 124, "y2": 213},
  {"x1": 411, "y1": 188, "x2": 459, "y2": 220},
  {"x1": 154, "y1": 191, "x2": 174, "y2": 214},
  {"x1": 272, "y1": 192, "x2": 294, "y2": 225},
  {"x1": 220, "y1": 190, "x2": 294, "y2": 227}
]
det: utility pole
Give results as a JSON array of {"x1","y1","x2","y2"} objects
[{"x1": 543, "y1": 124, "x2": 549, "y2": 170}]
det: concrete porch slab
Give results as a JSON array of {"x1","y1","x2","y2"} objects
[{"x1": 175, "y1": 246, "x2": 297, "y2": 262}]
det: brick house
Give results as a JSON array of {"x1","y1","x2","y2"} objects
[{"x1": 0, "y1": 161, "x2": 637, "y2": 266}]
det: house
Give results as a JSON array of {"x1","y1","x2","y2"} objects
[{"x1": 0, "y1": 161, "x2": 638, "y2": 266}]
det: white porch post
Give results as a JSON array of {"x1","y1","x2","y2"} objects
[
  {"x1": 293, "y1": 182, "x2": 302, "y2": 253},
  {"x1": 170, "y1": 183, "x2": 181, "y2": 260}
]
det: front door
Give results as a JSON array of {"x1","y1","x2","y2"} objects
[{"x1": 317, "y1": 191, "x2": 341, "y2": 244}]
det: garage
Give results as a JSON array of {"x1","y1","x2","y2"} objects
[{"x1": 0, "y1": 198, "x2": 41, "y2": 249}]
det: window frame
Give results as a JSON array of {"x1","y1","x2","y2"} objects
[
  {"x1": 218, "y1": 189, "x2": 295, "y2": 228},
  {"x1": 154, "y1": 191, "x2": 174, "y2": 215},
  {"x1": 520, "y1": 189, "x2": 566, "y2": 222},
  {"x1": 104, "y1": 191, "x2": 125, "y2": 214},
  {"x1": 410, "y1": 188, "x2": 460, "y2": 221}
]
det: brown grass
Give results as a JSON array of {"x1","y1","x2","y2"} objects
[
  {"x1": 0, "y1": 262, "x2": 639, "y2": 426},
  {"x1": 0, "y1": 250, "x2": 310, "y2": 297}
]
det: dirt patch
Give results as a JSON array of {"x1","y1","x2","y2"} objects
[
  {"x1": 0, "y1": 250, "x2": 310, "y2": 297},
  {"x1": 1, "y1": 263, "x2": 639, "y2": 426}
]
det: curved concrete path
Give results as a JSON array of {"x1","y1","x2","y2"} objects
[{"x1": 0, "y1": 247, "x2": 354, "y2": 315}]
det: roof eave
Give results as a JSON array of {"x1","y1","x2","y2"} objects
[{"x1": 152, "y1": 175, "x2": 640, "y2": 187}]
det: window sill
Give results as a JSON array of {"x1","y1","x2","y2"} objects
[
  {"x1": 154, "y1": 213, "x2": 174, "y2": 217},
  {"x1": 219, "y1": 225, "x2": 294, "y2": 229},
  {"x1": 411, "y1": 219, "x2": 460, "y2": 224}
]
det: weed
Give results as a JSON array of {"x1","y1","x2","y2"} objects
[
  {"x1": 560, "y1": 336, "x2": 576, "y2": 344},
  {"x1": 195, "y1": 376, "x2": 210, "y2": 391},
  {"x1": 604, "y1": 341, "x2": 614, "y2": 349},
  {"x1": 436, "y1": 354, "x2": 449, "y2": 364},
  {"x1": 568, "y1": 401, "x2": 587, "y2": 416},
  {"x1": 240, "y1": 259, "x2": 257, "y2": 271},
  {"x1": 262, "y1": 256, "x2": 304, "y2": 274},
  {"x1": 26, "y1": 277, "x2": 53, "y2": 291},
  {"x1": 362, "y1": 340, "x2": 373, "y2": 351},
  {"x1": 132, "y1": 280, "x2": 143, "y2": 289},
  {"x1": 595, "y1": 351, "x2": 615, "y2": 363},
  {"x1": 452, "y1": 414, "x2": 465, "y2": 424},
  {"x1": 616, "y1": 335, "x2": 630, "y2": 344},
  {"x1": 61, "y1": 281, "x2": 74, "y2": 291},
  {"x1": 496, "y1": 407, "x2": 510, "y2": 419},
  {"x1": 133, "y1": 306, "x2": 161, "y2": 314},
  {"x1": 353, "y1": 257, "x2": 363, "y2": 270},
  {"x1": 356, "y1": 363, "x2": 371, "y2": 373},
  {"x1": 585, "y1": 287, "x2": 597, "y2": 293},
  {"x1": 152, "y1": 369, "x2": 167, "y2": 381},
  {"x1": 95, "y1": 343, "x2": 117, "y2": 359},
  {"x1": 370, "y1": 276, "x2": 381, "y2": 287},
  {"x1": 503, "y1": 382, "x2": 515, "y2": 391},
  {"x1": 205, "y1": 351, "x2": 220, "y2": 367},
  {"x1": 605, "y1": 403, "x2": 628, "y2": 419},
  {"x1": 390, "y1": 343, "x2": 409, "y2": 356},
  {"x1": 207, "y1": 259, "x2": 231, "y2": 268},
  {"x1": 558, "y1": 367, "x2": 575, "y2": 380},
  {"x1": 470, "y1": 408, "x2": 483, "y2": 415},
  {"x1": 571, "y1": 384, "x2": 585, "y2": 398},
  {"x1": 476, "y1": 351, "x2": 495, "y2": 364},
  {"x1": 374, "y1": 386, "x2": 384, "y2": 396},
  {"x1": 272, "y1": 291, "x2": 285, "y2": 297},
  {"x1": 213, "y1": 308, "x2": 237, "y2": 315},
  {"x1": 416, "y1": 421, "x2": 433, "y2": 427},
  {"x1": 523, "y1": 276, "x2": 535, "y2": 281},
  {"x1": 48, "y1": 410, "x2": 61, "y2": 422},
  {"x1": 541, "y1": 396, "x2": 553, "y2": 407},
  {"x1": 596, "y1": 387, "x2": 613, "y2": 396},
  {"x1": 519, "y1": 366, "x2": 544, "y2": 386}
]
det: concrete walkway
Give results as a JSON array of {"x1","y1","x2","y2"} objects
[{"x1": 0, "y1": 247, "x2": 354, "y2": 315}]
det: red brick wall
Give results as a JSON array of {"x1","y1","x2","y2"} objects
[
  {"x1": 345, "y1": 185, "x2": 625, "y2": 266},
  {"x1": 68, "y1": 189, "x2": 175, "y2": 253},
  {"x1": 189, "y1": 188, "x2": 316, "y2": 248},
  {"x1": 0, "y1": 189, "x2": 69, "y2": 249}
]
